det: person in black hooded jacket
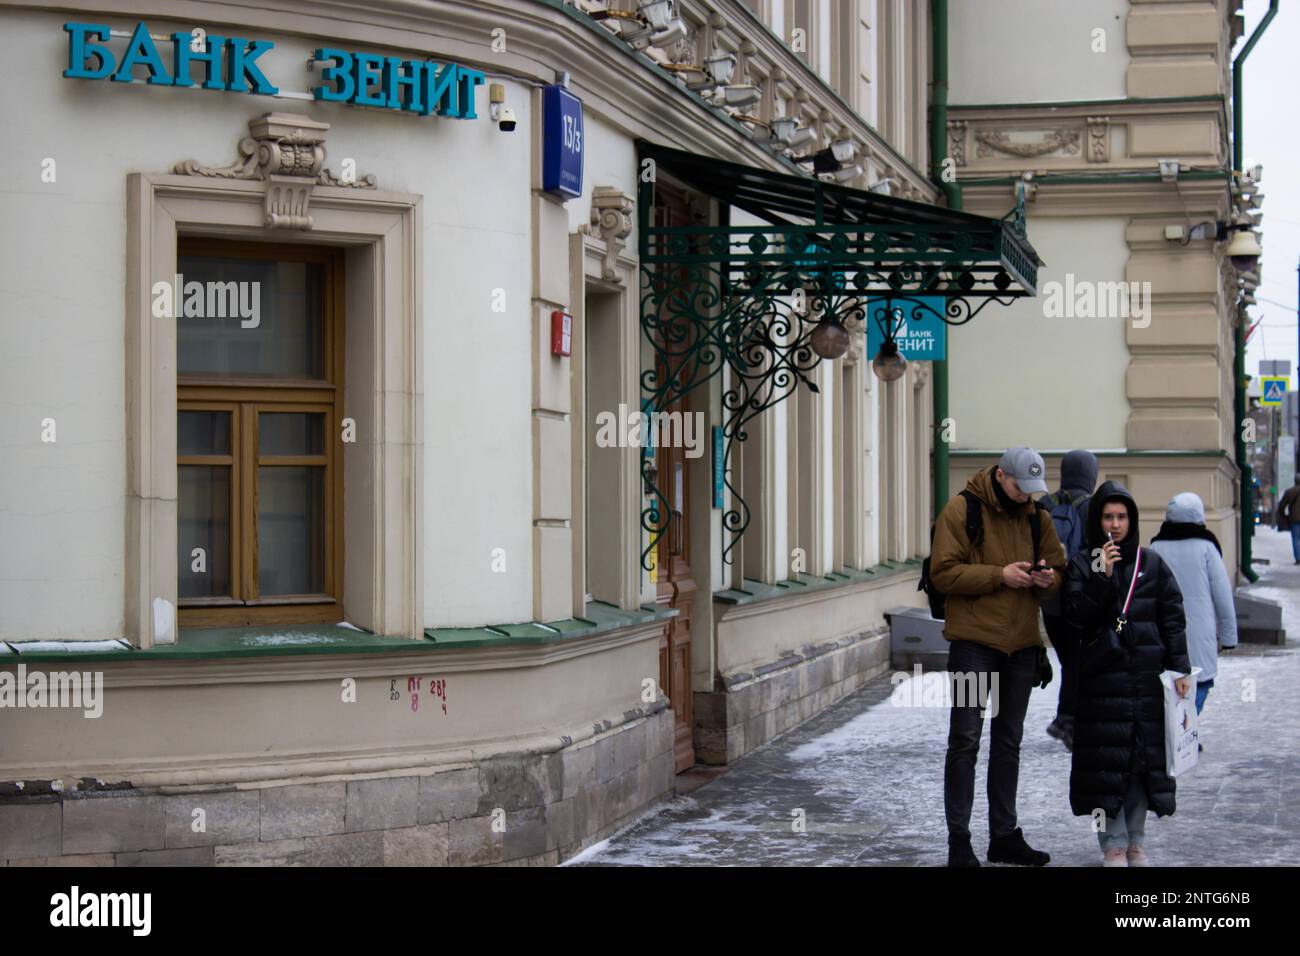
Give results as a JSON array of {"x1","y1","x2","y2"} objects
[{"x1": 1063, "y1": 481, "x2": 1192, "y2": 867}]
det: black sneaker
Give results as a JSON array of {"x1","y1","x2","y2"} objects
[
  {"x1": 987, "y1": 828, "x2": 1050, "y2": 866},
  {"x1": 947, "y1": 837, "x2": 981, "y2": 867}
]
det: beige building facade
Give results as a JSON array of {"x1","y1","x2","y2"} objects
[
  {"x1": 946, "y1": 0, "x2": 1255, "y2": 572},
  {"x1": 0, "y1": 0, "x2": 990, "y2": 865}
]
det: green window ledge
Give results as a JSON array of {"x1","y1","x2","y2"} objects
[
  {"x1": 948, "y1": 449, "x2": 1228, "y2": 458},
  {"x1": 0, "y1": 603, "x2": 679, "y2": 663},
  {"x1": 714, "y1": 559, "x2": 922, "y2": 607}
]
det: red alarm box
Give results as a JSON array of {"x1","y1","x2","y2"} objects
[{"x1": 550, "y1": 310, "x2": 572, "y2": 357}]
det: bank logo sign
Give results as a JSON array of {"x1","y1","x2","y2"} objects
[
  {"x1": 63, "y1": 21, "x2": 484, "y2": 119},
  {"x1": 865, "y1": 297, "x2": 947, "y2": 360}
]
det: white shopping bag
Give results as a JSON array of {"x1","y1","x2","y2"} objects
[{"x1": 1159, "y1": 667, "x2": 1203, "y2": 778}]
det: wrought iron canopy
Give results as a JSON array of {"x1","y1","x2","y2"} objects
[
  {"x1": 638, "y1": 140, "x2": 1042, "y2": 296},
  {"x1": 635, "y1": 140, "x2": 1042, "y2": 569}
]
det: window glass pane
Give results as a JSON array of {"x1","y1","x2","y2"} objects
[
  {"x1": 178, "y1": 411, "x2": 230, "y2": 456},
  {"x1": 259, "y1": 413, "x2": 325, "y2": 456},
  {"x1": 178, "y1": 466, "x2": 231, "y2": 598},
  {"x1": 176, "y1": 256, "x2": 325, "y2": 379},
  {"x1": 792, "y1": 0, "x2": 812, "y2": 65},
  {"x1": 258, "y1": 466, "x2": 326, "y2": 595}
]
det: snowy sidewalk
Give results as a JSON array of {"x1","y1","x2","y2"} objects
[{"x1": 570, "y1": 529, "x2": 1300, "y2": 867}]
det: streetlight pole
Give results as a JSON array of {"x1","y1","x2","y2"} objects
[{"x1": 1232, "y1": 0, "x2": 1277, "y2": 583}]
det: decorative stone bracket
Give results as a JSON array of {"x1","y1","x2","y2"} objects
[
  {"x1": 172, "y1": 112, "x2": 377, "y2": 230},
  {"x1": 947, "y1": 120, "x2": 968, "y2": 167},
  {"x1": 1086, "y1": 116, "x2": 1111, "y2": 163},
  {"x1": 579, "y1": 185, "x2": 634, "y2": 283}
]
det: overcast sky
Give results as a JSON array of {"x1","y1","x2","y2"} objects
[{"x1": 1240, "y1": 0, "x2": 1297, "y2": 377}]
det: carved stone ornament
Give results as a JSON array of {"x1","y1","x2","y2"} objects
[
  {"x1": 668, "y1": 35, "x2": 697, "y2": 66},
  {"x1": 912, "y1": 360, "x2": 930, "y2": 391},
  {"x1": 580, "y1": 186, "x2": 635, "y2": 283},
  {"x1": 947, "y1": 119, "x2": 968, "y2": 166},
  {"x1": 975, "y1": 128, "x2": 1081, "y2": 159},
  {"x1": 172, "y1": 112, "x2": 377, "y2": 230},
  {"x1": 1086, "y1": 116, "x2": 1111, "y2": 163},
  {"x1": 843, "y1": 343, "x2": 863, "y2": 367},
  {"x1": 844, "y1": 320, "x2": 865, "y2": 367}
]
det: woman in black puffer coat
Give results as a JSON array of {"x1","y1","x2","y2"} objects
[{"x1": 1063, "y1": 481, "x2": 1192, "y2": 867}]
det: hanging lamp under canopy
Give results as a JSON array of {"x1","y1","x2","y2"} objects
[{"x1": 635, "y1": 139, "x2": 1043, "y2": 569}]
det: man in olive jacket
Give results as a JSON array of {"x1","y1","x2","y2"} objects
[{"x1": 931, "y1": 446, "x2": 1067, "y2": 867}]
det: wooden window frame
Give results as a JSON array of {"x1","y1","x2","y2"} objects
[{"x1": 176, "y1": 238, "x2": 345, "y2": 628}]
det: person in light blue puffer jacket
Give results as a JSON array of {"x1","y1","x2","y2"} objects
[{"x1": 1149, "y1": 493, "x2": 1238, "y2": 717}]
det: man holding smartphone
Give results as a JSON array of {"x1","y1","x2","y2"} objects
[{"x1": 930, "y1": 447, "x2": 1068, "y2": 867}]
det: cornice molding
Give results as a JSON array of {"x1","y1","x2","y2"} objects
[
  {"x1": 960, "y1": 179, "x2": 1231, "y2": 219},
  {"x1": 949, "y1": 95, "x2": 1226, "y2": 114},
  {"x1": 8, "y1": 0, "x2": 936, "y2": 201}
]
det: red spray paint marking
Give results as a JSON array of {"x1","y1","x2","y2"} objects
[
  {"x1": 427, "y1": 677, "x2": 448, "y2": 715},
  {"x1": 389, "y1": 676, "x2": 447, "y2": 716}
]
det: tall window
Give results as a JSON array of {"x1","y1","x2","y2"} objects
[
  {"x1": 790, "y1": 0, "x2": 814, "y2": 67},
  {"x1": 176, "y1": 239, "x2": 344, "y2": 627}
]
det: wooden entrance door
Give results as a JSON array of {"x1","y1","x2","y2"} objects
[
  {"x1": 655, "y1": 393, "x2": 696, "y2": 773},
  {"x1": 653, "y1": 184, "x2": 699, "y2": 773}
]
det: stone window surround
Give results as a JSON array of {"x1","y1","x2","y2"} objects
[
  {"x1": 571, "y1": 229, "x2": 643, "y2": 614},
  {"x1": 125, "y1": 173, "x2": 423, "y2": 647}
]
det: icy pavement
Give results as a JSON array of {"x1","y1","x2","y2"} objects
[{"x1": 571, "y1": 528, "x2": 1300, "y2": 867}]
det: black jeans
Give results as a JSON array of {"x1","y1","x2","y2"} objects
[
  {"x1": 943, "y1": 639, "x2": 1037, "y2": 842},
  {"x1": 1043, "y1": 614, "x2": 1080, "y2": 721}
]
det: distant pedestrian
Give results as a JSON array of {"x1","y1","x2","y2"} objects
[
  {"x1": 1275, "y1": 476, "x2": 1300, "y2": 564},
  {"x1": 1150, "y1": 493, "x2": 1237, "y2": 719},
  {"x1": 929, "y1": 447, "x2": 1066, "y2": 867},
  {"x1": 1063, "y1": 481, "x2": 1191, "y2": 867},
  {"x1": 1041, "y1": 449, "x2": 1099, "y2": 752}
]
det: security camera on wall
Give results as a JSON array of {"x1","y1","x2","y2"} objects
[{"x1": 489, "y1": 83, "x2": 517, "y2": 132}]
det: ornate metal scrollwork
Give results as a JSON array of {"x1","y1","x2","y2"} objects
[{"x1": 638, "y1": 195, "x2": 1038, "y2": 568}]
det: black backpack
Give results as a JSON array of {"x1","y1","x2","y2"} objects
[
  {"x1": 1040, "y1": 489, "x2": 1090, "y2": 617},
  {"x1": 918, "y1": 491, "x2": 1047, "y2": 620}
]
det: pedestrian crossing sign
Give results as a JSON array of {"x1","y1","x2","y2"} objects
[{"x1": 1261, "y1": 376, "x2": 1288, "y2": 406}]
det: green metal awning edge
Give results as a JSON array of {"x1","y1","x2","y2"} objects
[{"x1": 636, "y1": 139, "x2": 1044, "y2": 292}]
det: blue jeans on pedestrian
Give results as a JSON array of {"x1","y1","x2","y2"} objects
[
  {"x1": 1195, "y1": 678, "x2": 1214, "y2": 715},
  {"x1": 1098, "y1": 776, "x2": 1148, "y2": 853},
  {"x1": 1290, "y1": 524, "x2": 1300, "y2": 561}
]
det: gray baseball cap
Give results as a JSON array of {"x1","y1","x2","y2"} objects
[{"x1": 999, "y1": 446, "x2": 1049, "y2": 495}]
